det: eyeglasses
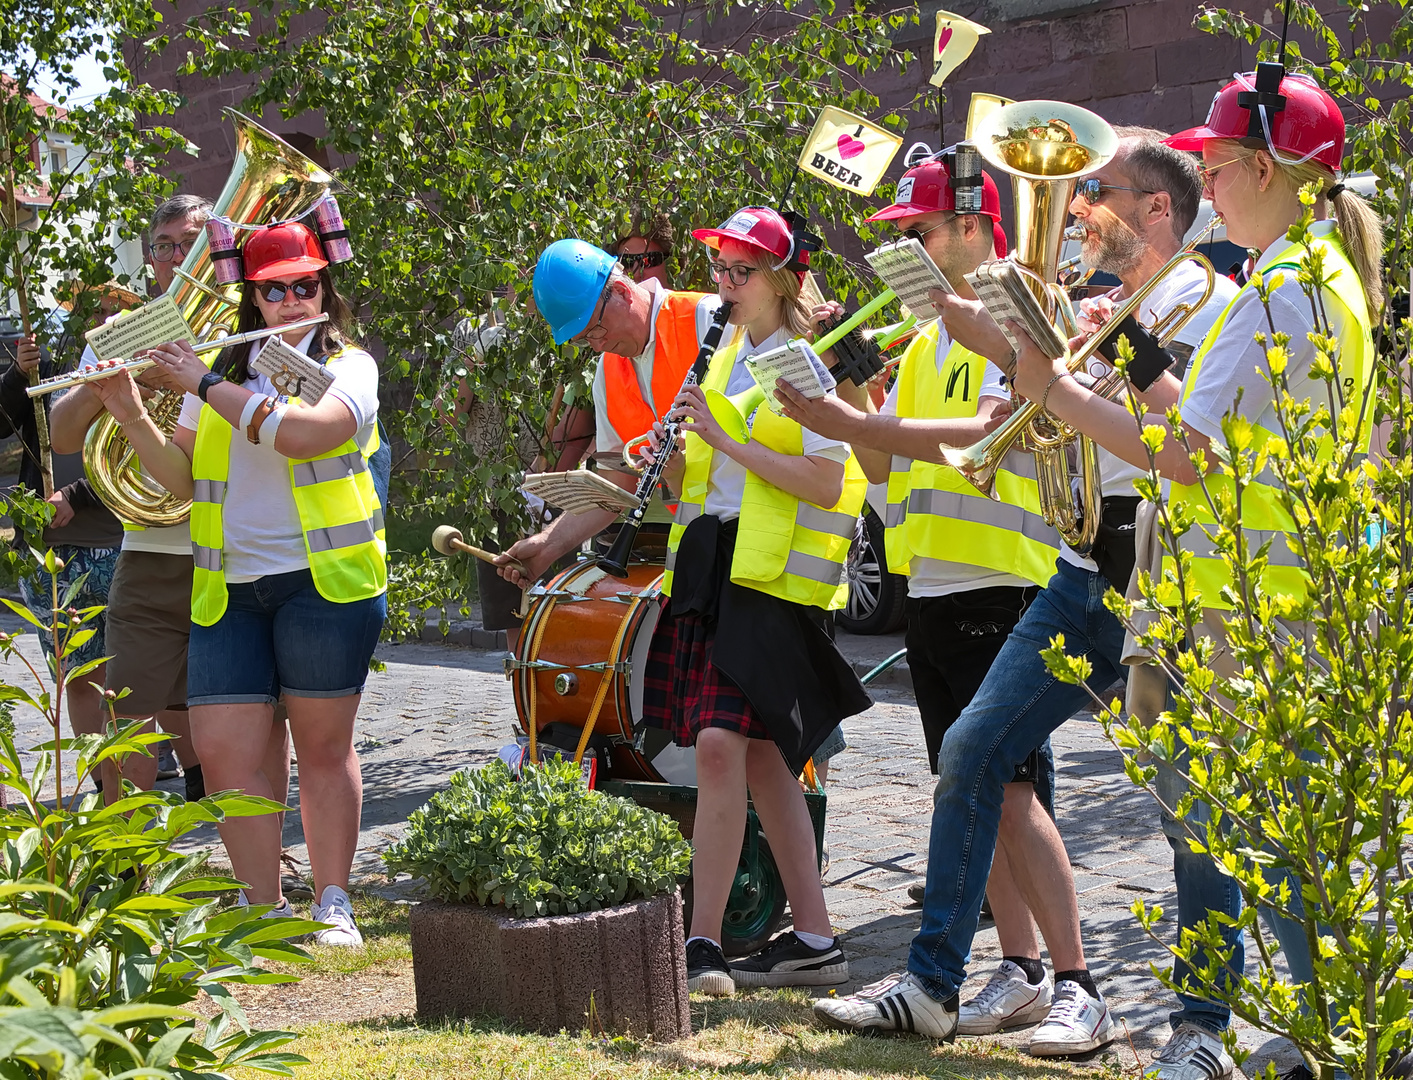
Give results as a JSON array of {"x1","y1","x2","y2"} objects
[
  {"x1": 709, "y1": 261, "x2": 760, "y2": 287},
  {"x1": 569, "y1": 287, "x2": 612, "y2": 348},
  {"x1": 256, "y1": 277, "x2": 322, "y2": 303},
  {"x1": 901, "y1": 215, "x2": 956, "y2": 243},
  {"x1": 1075, "y1": 179, "x2": 1157, "y2": 204},
  {"x1": 1197, "y1": 158, "x2": 1243, "y2": 192},
  {"x1": 619, "y1": 251, "x2": 666, "y2": 272},
  {"x1": 149, "y1": 239, "x2": 197, "y2": 263}
]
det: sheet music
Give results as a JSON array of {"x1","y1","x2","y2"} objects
[
  {"x1": 250, "y1": 336, "x2": 336, "y2": 404},
  {"x1": 84, "y1": 295, "x2": 195, "y2": 362},
  {"x1": 964, "y1": 261, "x2": 1068, "y2": 360},
  {"x1": 521, "y1": 469, "x2": 639, "y2": 516},
  {"x1": 745, "y1": 341, "x2": 828, "y2": 415},
  {"x1": 864, "y1": 238, "x2": 954, "y2": 318}
]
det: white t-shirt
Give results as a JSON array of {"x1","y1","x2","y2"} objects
[
  {"x1": 176, "y1": 330, "x2": 380, "y2": 583},
  {"x1": 703, "y1": 327, "x2": 850, "y2": 522},
  {"x1": 1179, "y1": 219, "x2": 1351, "y2": 446},
  {"x1": 73, "y1": 341, "x2": 193, "y2": 554},
  {"x1": 591, "y1": 279, "x2": 722, "y2": 457},
  {"x1": 883, "y1": 325, "x2": 1032, "y2": 598},
  {"x1": 1053, "y1": 259, "x2": 1240, "y2": 572}
]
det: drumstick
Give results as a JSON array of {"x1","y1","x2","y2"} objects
[{"x1": 431, "y1": 525, "x2": 528, "y2": 576}]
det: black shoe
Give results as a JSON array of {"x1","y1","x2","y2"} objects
[
  {"x1": 686, "y1": 938, "x2": 735, "y2": 996},
  {"x1": 184, "y1": 764, "x2": 205, "y2": 803},
  {"x1": 907, "y1": 881, "x2": 992, "y2": 917},
  {"x1": 728, "y1": 931, "x2": 848, "y2": 987}
]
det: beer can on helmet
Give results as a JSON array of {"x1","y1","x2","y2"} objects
[
  {"x1": 204, "y1": 218, "x2": 243, "y2": 286},
  {"x1": 866, "y1": 158, "x2": 1009, "y2": 258},
  {"x1": 312, "y1": 196, "x2": 354, "y2": 265}
]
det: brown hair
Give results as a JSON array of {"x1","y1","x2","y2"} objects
[
  {"x1": 1111, "y1": 125, "x2": 1203, "y2": 241},
  {"x1": 213, "y1": 265, "x2": 358, "y2": 382},
  {"x1": 1216, "y1": 140, "x2": 1384, "y2": 315}
]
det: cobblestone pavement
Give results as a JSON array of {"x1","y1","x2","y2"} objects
[{"x1": 0, "y1": 610, "x2": 1297, "y2": 1073}]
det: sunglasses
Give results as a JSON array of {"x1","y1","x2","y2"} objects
[
  {"x1": 1197, "y1": 158, "x2": 1243, "y2": 191},
  {"x1": 256, "y1": 277, "x2": 322, "y2": 303},
  {"x1": 709, "y1": 261, "x2": 760, "y2": 287},
  {"x1": 619, "y1": 251, "x2": 666, "y2": 272},
  {"x1": 1074, "y1": 179, "x2": 1157, "y2": 204},
  {"x1": 901, "y1": 215, "x2": 956, "y2": 243}
]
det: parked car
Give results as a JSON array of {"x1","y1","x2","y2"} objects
[{"x1": 837, "y1": 483, "x2": 906, "y2": 636}]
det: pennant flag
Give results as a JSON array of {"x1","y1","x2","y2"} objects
[
  {"x1": 966, "y1": 93, "x2": 1014, "y2": 141},
  {"x1": 797, "y1": 107, "x2": 904, "y2": 197},
  {"x1": 929, "y1": 10, "x2": 991, "y2": 87}
]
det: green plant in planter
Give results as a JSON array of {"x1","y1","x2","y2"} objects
[
  {"x1": 0, "y1": 511, "x2": 320, "y2": 1077},
  {"x1": 384, "y1": 759, "x2": 692, "y2": 917}
]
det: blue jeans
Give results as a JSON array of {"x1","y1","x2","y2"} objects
[
  {"x1": 1160, "y1": 748, "x2": 1317, "y2": 1033},
  {"x1": 909, "y1": 560, "x2": 1126, "y2": 1000}
]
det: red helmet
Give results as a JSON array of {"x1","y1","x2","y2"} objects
[
  {"x1": 243, "y1": 221, "x2": 329, "y2": 282},
  {"x1": 692, "y1": 207, "x2": 806, "y2": 269},
  {"x1": 1167, "y1": 69, "x2": 1345, "y2": 174},
  {"x1": 867, "y1": 160, "x2": 1008, "y2": 258}
]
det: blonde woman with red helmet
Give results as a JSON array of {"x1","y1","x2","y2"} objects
[
  {"x1": 86, "y1": 219, "x2": 386, "y2": 948},
  {"x1": 1002, "y1": 70, "x2": 1380, "y2": 1076},
  {"x1": 636, "y1": 206, "x2": 871, "y2": 995}
]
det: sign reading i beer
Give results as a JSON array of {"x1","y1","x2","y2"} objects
[{"x1": 797, "y1": 107, "x2": 904, "y2": 197}]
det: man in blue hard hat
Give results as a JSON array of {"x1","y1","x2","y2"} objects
[{"x1": 495, "y1": 238, "x2": 721, "y2": 586}]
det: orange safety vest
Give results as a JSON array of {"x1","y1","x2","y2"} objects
[{"x1": 602, "y1": 291, "x2": 709, "y2": 444}]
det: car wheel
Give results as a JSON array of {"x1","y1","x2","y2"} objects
[{"x1": 836, "y1": 506, "x2": 906, "y2": 635}]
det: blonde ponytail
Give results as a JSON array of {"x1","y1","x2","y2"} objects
[{"x1": 1328, "y1": 185, "x2": 1385, "y2": 316}]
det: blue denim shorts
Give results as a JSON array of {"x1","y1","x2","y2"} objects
[{"x1": 187, "y1": 568, "x2": 386, "y2": 706}]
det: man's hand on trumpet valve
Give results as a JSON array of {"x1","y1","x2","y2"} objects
[
  {"x1": 773, "y1": 379, "x2": 864, "y2": 442},
  {"x1": 931, "y1": 290, "x2": 1017, "y2": 377},
  {"x1": 143, "y1": 339, "x2": 207, "y2": 395},
  {"x1": 84, "y1": 361, "x2": 146, "y2": 424}
]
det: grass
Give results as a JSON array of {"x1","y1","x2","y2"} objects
[{"x1": 228, "y1": 893, "x2": 1127, "y2": 1080}]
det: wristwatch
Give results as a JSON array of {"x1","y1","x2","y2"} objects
[{"x1": 197, "y1": 371, "x2": 224, "y2": 402}]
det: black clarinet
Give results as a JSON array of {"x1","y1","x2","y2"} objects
[{"x1": 599, "y1": 300, "x2": 735, "y2": 578}]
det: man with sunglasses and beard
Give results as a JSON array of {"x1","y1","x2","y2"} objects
[
  {"x1": 495, "y1": 238, "x2": 721, "y2": 588},
  {"x1": 49, "y1": 193, "x2": 216, "y2": 805},
  {"x1": 814, "y1": 129, "x2": 1236, "y2": 1055}
]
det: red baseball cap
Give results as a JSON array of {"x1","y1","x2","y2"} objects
[
  {"x1": 868, "y1": 161, "x2": 1008, "y2": 257},
  {"x1": 692, "y1": 207, "x2": 804, "y2": 268},
  {"x1": 243, "y1": 221, "x2": 329, "y2": 281}
]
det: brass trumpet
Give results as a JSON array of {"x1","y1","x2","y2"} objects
[{"x1": 941, "y1": 246, "x2": 1218, "y2": 536}]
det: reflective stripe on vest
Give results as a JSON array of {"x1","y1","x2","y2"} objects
[
  {"x1": 883, "y1": 325, "x2": 1059, "y2": 587},
  {"x1": 188, "y1": 345, "x2": 388, "y2": 626},
  {"x1": 602, "y1": 291, "x2": 710, "y2": 445},
  {"x1": 1164, "y1": 233, "x2": 1375, "y2": 610},
  {"x1": 662, "y1": 337, "x2": 865, "y2": 609}
]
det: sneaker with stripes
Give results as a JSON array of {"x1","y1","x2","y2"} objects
[
  {"x1": 1028, "y1": 979, "x2": 1114, "y2": 1056},
  {"x1": 959, "y1": 960, "x2": 1054, "y2": 1034},
  {"x1": 728, "y1": 931, "x2": 848, "y2": 987},
  {"x1": 812, "y1": 972, "x2": 959, "y2": 1040},
  {"x1": 1144, "y1": 1024, "x2": 1235, "y2": 1080}
]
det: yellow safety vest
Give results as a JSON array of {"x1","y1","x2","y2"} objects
[
  {"x1": 663, "y1": 337, "x2": 866, "y2": 611},
  {"x1": 1165, "y1": 232, "x2": 1374, "y2": 610},
  {"x1": 189, "y1": 347, "x2": 387, "y2": 626},
  {"x1": 883, "y1": 324, "x2": 1059, "y2": 587}
]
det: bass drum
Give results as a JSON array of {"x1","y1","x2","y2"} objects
[{"x1": 510, "y1": 560, "x2": 697, "y2": 784}]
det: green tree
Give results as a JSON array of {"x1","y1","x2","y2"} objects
[
  {"x1": 1044, "y1": 5, "x2": 1413, "y2": 1079},
  {"x1": 174, "y1": 0, "x2": 921, "y2": 626}
]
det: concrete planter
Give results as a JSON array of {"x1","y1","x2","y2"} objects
[{"x1": 409, "y1": 891, "x2": 691, "y2": 1042}]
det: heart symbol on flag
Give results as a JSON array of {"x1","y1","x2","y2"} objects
[
  {"x1": 937, "y1": 26, "x2": 953, "y2": 53},
  {"x1": 837, "y1": 133, "x2": 866, "y2": 160}
]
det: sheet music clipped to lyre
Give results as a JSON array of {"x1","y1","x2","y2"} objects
[
  {"x1": 863, "y1": 237, "x2": 954, "y2": 318},
  {"x1": 964, "y1": 261, "x2": 1068, "y2": 360}
]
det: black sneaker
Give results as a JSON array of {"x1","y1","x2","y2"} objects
[
  {"x1": 184, "y1": 764, "x2": 205, "y2": 803},
  {"x1": 686, "y1": 938, "x2": 735, "y2": 996},
  {"x1": 908, "y1": 881, "x2": 991, "y2": 918},
  {"x1": 728, "y1": 931, "x2": 848, "y2": 987}
]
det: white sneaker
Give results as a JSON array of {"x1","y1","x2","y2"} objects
[
  {"x1": 311, "y1": 885, "x2": 363, "y2": 947},
  {"x1": 1028, "y1": 979, "x2": 1114, "y2": 1056},
  {"x1": 812, "y1": 972, "x2": 958, "y2": 1040},
  {"x1": 1144, "y1": 1024, "x2": 1235, "y2": 1080},
  {"x1": 959, "y1": 960, "x2": 1054, "y2": 1034}
]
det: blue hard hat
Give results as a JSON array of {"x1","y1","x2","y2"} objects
[{"x1": 532, "y1": 239, "x2": 616, "y2": 345}]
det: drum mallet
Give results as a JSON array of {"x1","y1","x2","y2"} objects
[{"x1": 431, "y1": 525, "x2": 528, "y2": 577}]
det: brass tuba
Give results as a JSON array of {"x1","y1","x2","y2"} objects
[{"x1": 84, "y1": 110, "x2": 334, "y2": 526}]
